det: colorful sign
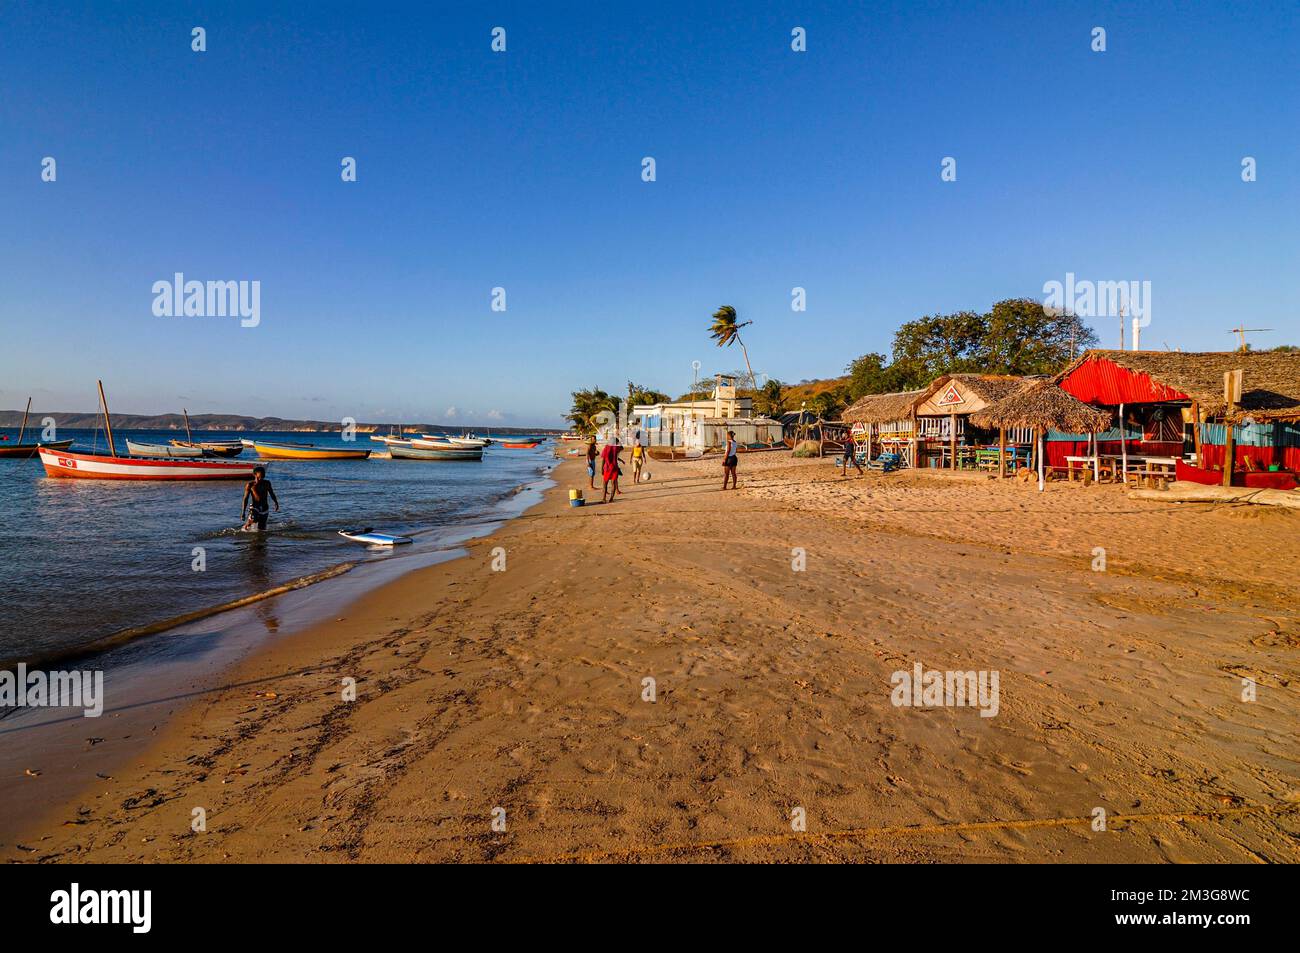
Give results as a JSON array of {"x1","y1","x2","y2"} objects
[{"x1": 936, "y1": 383, "x2": 965, "y2": 407}]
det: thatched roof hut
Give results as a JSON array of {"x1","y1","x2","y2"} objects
[
  {"x1": 971, "y1": 380, "x2": 1112, "y2": 434},
  {"x1": 916, "y1": 373, "x2": 1034, "y2": 409},
  {"x1": 841, "y1": 389, "x2": 925, "y2": 424},
  {"x1": 1057, "y1": 350, "x2": 1300, "y2": 417}
]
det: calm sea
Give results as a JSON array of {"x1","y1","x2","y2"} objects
[{"x1": 0, "y1": 429, "x2": 553, "y2": 665}]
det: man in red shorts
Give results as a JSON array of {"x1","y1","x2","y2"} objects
[{"x1": 600, "y1": 436, "x2": 623, "y2": 503}]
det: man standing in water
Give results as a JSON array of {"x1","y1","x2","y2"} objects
[
  {"x1": 722, "y1": 430, "x2": 739, "y2": 490},
  {"x1": 241, "y1": 466, "x2": 280, "y2": 531},
  {"x1": 600, "y1": 436, "x2": 623, "y2": 503},
  {"x1": 586, "y1": 435, "x2": 599, "y2": 490}
]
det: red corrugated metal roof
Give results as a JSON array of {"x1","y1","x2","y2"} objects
[{"x1": 1059, "y1": 355, "x2": 1190, "y2": 406}]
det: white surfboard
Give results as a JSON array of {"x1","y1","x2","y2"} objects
[{"x1": 338, "y1": 529, "x2": 414, "y2": 546}]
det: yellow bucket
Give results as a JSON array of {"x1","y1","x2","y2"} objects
[{"x1": 568, "y1": 488, "x2": 583, "y2": 501}]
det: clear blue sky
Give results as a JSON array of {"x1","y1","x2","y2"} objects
[{"x1": 2, "y1": 1, "x2": 1296, "y2": 427}]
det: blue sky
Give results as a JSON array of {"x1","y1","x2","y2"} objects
[{"x1": 2, "y1": 1, "x2": 1296, "y2": 427}]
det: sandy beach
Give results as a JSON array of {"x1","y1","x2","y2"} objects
[{"x1": 5, "y1": 453, "x2": 1297, "y2": 863}]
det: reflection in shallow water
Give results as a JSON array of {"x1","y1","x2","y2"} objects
[{"x1": 0, "y1": 428, "x2": 553, "y2": 663}]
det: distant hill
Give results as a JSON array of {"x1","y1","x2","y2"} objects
[
  {"x1": 778, "y1": 376, "x2": 851, "y2": 404},
  {"x1": 0, "y1": 410, "x2": 556, "y2": 435}
]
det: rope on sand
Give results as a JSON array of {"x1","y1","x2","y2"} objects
[{"x1": 515, "y1": 803, "x2": 1296, "y2": 864}]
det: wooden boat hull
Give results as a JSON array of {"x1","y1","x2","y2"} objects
[
  {"x1": 126, "y1": 439, "x2": 206, "y2": 458},
  {"x1": 501, "y1": 441, "x2": 542, "y2": 449},
  {"x1": 404, "y1": 440, "x2": 483, "y2": 460},
  {"x1": 252, "y1": 443, "x2": 371, "y2": 460},
  {"x1": 171, "y1": 440, "x2": 244, "y2": 457},
  {"x1": 39, "y1": 447, "x2": 257, "y2": 480},
  {"x1": 0, "y1": 439, "x2": 74, "y2": 459}
]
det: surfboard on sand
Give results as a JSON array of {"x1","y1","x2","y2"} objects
[{"x1": 338, "y1": 528, "x2": 413, "y2": 546}]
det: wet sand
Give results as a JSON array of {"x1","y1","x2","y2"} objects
[{"x1": 5, "y1": 454, "x2": 1298, "y2": 862}]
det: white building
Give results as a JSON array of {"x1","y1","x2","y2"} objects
[{"x1": 628, "y1": 375, "x2": 782, "y2": 450}]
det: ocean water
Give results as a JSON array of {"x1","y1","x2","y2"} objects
[{"x1": 0, "y1": 429, "x2": 553, "y2": 665}]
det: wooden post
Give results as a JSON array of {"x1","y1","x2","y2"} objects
[
  {"x1": 1037, "y1": 427, "x2": 1045, "y2": 492},
  {"x1": 949, "y1": 412, "x2": 957, "y2": 470},
  {"x1": 16, "y1": 397, "x2": 31, "y2": 445},
  {"x1": 998, "y1": 427, "x2": 1006, "y2": 478},
  {"x1": 1119, "y1": 402, "x2": 1127, "y2": 487},
  {"x1": 1190, "y1": 400, "x2": 1202, "y2": 466},
  {"x1": 1222, "y1": 370, "x2": 1241, "y2": 487},
  {"x1": 1092, "y1": 431, "x2": 1100, "y2": 482},
  {"x1": 97, "y1": 379, "x2": 118, "y2": 457}
]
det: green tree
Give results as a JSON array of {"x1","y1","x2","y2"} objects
[
  {"x1": 708, "y1": 305, "x2": 758, "y2": 391},
  {"x1": 626, "y1": 381, "x2": 671, "y2": 407},
  {"x1": 981, "y1": 298, "x2": 1097, "y2": 374},
  {"x1": 845, "y1": 352, "x2": 917, "y2": 399},
  {"x1": 890, "y1": 310, "x2": 988, "y2": 382},
  {"x1": 808, "y1": 387, "x2": 850, "y2": 420},
  {"x1": 565, "y1": 387, "x2": 618, "y2": 435},
  {"x1": 754, "y1": 379, "x2": 788, "y2": 417}
]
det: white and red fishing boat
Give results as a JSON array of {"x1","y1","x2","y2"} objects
[
  {"x1": 38, "y1": 381, "x2": 258, "y2": 481},
  {"x1": 39, "y1": 446, "x2": 256, "y2": 480}
]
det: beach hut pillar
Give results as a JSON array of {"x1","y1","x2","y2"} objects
[
  {"x1": 998, "y1": 427, "x2": 1006, "y2": 478},
  {"x1": 1191, "y1": 400, "x2": 1203, "y2": 466},
  {"x1": 1091, "y1": 432, "x2": 1100, "y2": 482},
  {"x1": 949, "y1": 412, "x2": 957, "y2": 470},
  {"x1": 1222, "y1": 400, "x2": 1237, "y2": 488},
  {"x1": 1037, "y1": 427, "x2": 1045, "y2": 492},
  {"x1": 1119, "y1": 402, "x2": 1127, "y2": 486}
]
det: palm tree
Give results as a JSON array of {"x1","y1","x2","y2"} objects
[
  {"x1": 709, "y1": 305, "x2": 757, "y2": 392},
  {"x1": 755, "y1": 379, "x2": 787, "y2": 417}
]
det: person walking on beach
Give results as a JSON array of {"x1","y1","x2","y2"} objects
[
  {"x1": 586, "y1": 435, "x2": 599, "y2": 489},
  {"x1": 842, "y1": 431, "x2": 865, "y2": 477},
  {"x1": 722, "y1": 430, "x2": 739, "y2": 490},
  {"x1": 631, "y1": 430, "x2": 647, "y2": 484},
  {"x1": 241, "y1": 466, "x2": 280, "y2": 531},
  {"x1": 600, "y1": 436, "x2": 623, "y2": 503}
]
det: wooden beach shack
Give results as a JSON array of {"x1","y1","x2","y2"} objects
[
  {"x1": 910, "y1": 374, "x2": 1036, "y2": 471},
  {"x1": 971, "y1": 380, "x2": 1112, "y2": 490},
  {"x1": 840, "y1": 389, "x2": 925, "y2": 466},
  {"x1": 1055, "y1": 350, "x2": 1300, "y2": 488}
]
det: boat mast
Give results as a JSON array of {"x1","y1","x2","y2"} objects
[
  {"x1": 183, "y1": 408, "x2": 193, "y2": 442},
  {"x1": 97, "y1": 379, "x2": 118, "y2": 457},
  {"x1": 17, "y1": 397, "x2": 31, "y2": 445}
]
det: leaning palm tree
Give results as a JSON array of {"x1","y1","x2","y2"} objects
[{"x1": 708, "y1": 305, "x2": 757, "y2": 392}]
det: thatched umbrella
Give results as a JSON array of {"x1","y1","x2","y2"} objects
[{"x1": 971, "y1": 381, "x2": 1112, "y2": 491}]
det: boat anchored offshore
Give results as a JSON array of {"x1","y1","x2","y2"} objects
[
  {"x1": 166, "y1": 409, "x2": 244, "y2": 456},
  {"x1": 251, "y1": 441, "x2": 371, "y2": 460},
  {"x1": 40, "y1": 382, "x2": 258, "y2": 481},
  {"x1": 0, "y1": 398, "x2": 74, "y2": 458},
  {"x1": 402, "y1": 438, "x2": 484, "y2": 460},
  {"x1": 126, "y1": 439, "x2": 206, "y2": 458}
]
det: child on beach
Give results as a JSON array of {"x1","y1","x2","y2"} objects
[
  {"x1": 241, "y1": 466, "x2": 280, "y2": 531},
  {"x1": 722, "y1": 430, "x2": 738, "y2": 490},
  {"x1": 586, "y1": 436, "x2": 599, "y2": 489},
  {"x1": 631, "y1": 431, "x2": 646, "y2": 484}
]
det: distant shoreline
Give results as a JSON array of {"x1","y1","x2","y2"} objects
[{"x1": 0, "y1": 413, "x2": 561, "y2": 434}]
